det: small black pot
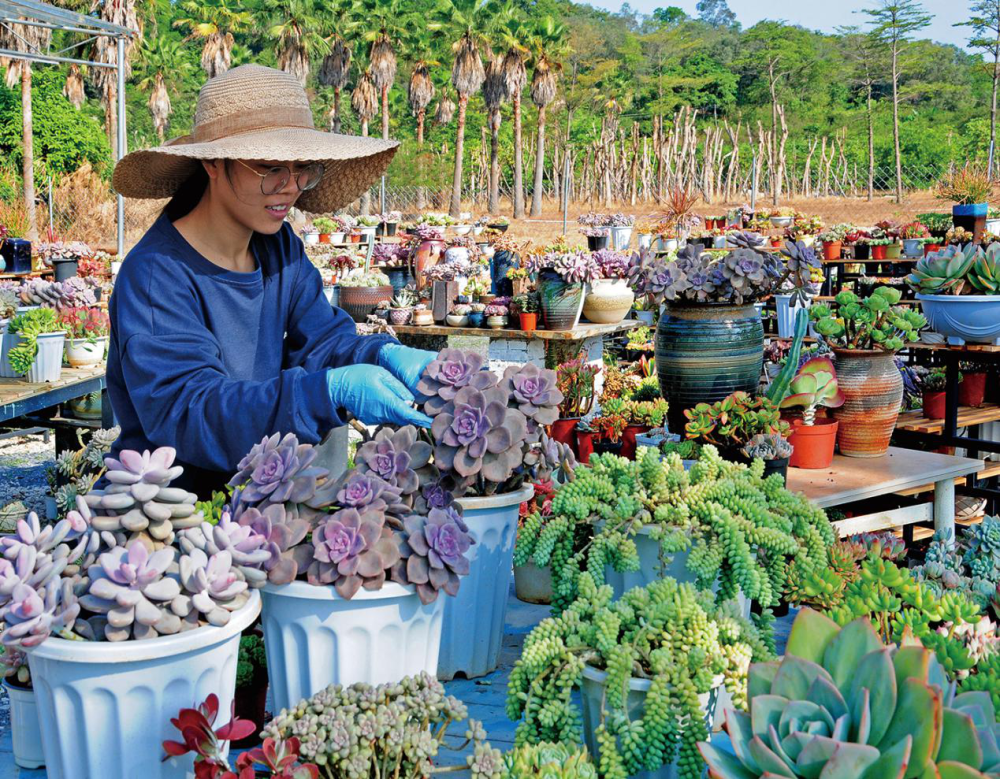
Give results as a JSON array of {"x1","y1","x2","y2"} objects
[
  {"x1": 385, "y1": 222, "x2": 397, "y2": 236},
  {"x1": 853, "y1": 244, "x2": 870, "y2": 260},
  {"x1": 488, "y1": 223, "x2": 509, "y2": 233},
  {"x1": 592, "y1": 441, "x2": 624, "y2": 457},
  {"x1": 762, "y1": 456, "x2": 789, "y2": 484},
  {"x1": 52, "y1": 258, "x2": 79, "y2": 282},
  {"x1": 586, "y1": 234, "x2": 609, "y2": 251},
  {"x1": 375, "y1": 222, "x2": 385, "y2": 237}
]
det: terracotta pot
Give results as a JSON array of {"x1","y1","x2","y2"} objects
[
  {"x1": 925, "y1": 243, "x2": 941, "y2": 256},
  {"x1": 318, "y1": 233, "x2": 331, "y2": 244},
  {"x1": 923, "y1": 390, "x2": 946, "y2": 419},
  {"x1": 413, "y1": 239, "x2": 446, "y2": 288},
  {"x1": 821, "y1": 240, "x2": 842, "y2": 260},
  {"x1": 959, "y1": 372, "x2": 987, "y2": 407},
  {"x1": 770, "y1": 239, "x2": 783, "y2": 248},
  {"x1": 832, "y1": 348, "x2": 903, "y2": 458},
  {"x1": 788, "y1": 418, "x2": 839, "y2": 469},
  {"x1": 872, "y1": 244, "x2": 887, "y2": 260},
  {"x1": 576, "y1": 430, "x2": 595, "y2": 463},
  {"x1": 550, "y1": 417, "x2": 579, "y2": 449},
  {"x1": 412, "y1": 310, "x2": 434, "y2": 326},
  {"x1": 519, "y1": 312, "x2": 537, "y2": 332},
  {"x1": 338, "y1": 285, "x2": 394, "y2": 323},
  {"x1": 621, "y1": 424, "x2": 650, "y2": 461}
]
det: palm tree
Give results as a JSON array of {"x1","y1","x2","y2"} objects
[
  {"x1": 318, "y1": 37, "x2": 351, "y2": 132},
  {"x1": 497, "y1": 5, "x2": 528, "y2": 217},
  {"x1": 0, "y1": 19, "x2": 51, "y2": 239},
  {"x1": 483, "y1": 54, "x2": 507, "y2": 214},
  {"x1": 91, "y1": 0, "x2": 143, "y2": 160},
  {"x1": 64, "y1": 64, "x2": 86, "y2": 110},
  {"x1": 435, "y1": 95, "x2": 456, "y2": 125},
  {"x1": 265, "y1": 0, "x2": 329, "y2": 87},
  {"x1": 446, "y1": 0, "x2": 495, "y2": 217},
  {"x1": 352, "y1": 68, "x2": 378, "y2": 213},
  {"x1": 173, "y1": 0, "x2": 250, "y2": 78},
  {"x1": 527, "y1": 17, "x2": 567, "y2": 217},
  {"x1": 136, "y1": 36, "x2": 194, "y2": 142},
  {"x1": 409, "y1": 59, "x2": 436, "y2": 209}
]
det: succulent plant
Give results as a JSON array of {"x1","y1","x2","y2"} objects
[
  {"x1": 80, "y1": 542, "x2": 182, "y2": 641},
  {"x1": 18, "y1": 278, "x2": 60, "y2": 306},
  {"x1": 313, "y1": 470, "x2": 406, "y2": 515},
  {"x1": 907, "y1": 244, "x2": 978, "y2": 295},
  {"x1": 84, "y1": 447, "x2": 201, "y2": 547},
  {"x1": 302, "y1": 508, "x2": 403, "y2": 599},
  {"x1": 699, "y1": 608, "x2": 1000, "y2": 779},
  {"x1": 173, "y1": 548, "x2": 251, "y2": 627},
  {"x1": 591, "y1": 249, "x2": 630, "y2": 279},
  {"x1": 502, "y1": 364, "x2": 562, "y2": 436},
  {"x1": 810, "y1": 287, "x2": 926, "y2": 352},
  {"x1": 229, "y1": 432, "x2": 328, "y2": 509},
  {"x1": 416, "y1": 348, "x2": 492, "y2": 417},
  {"x1": 779, "y1": 356, "x2": 846, "y2": 424},
  {"x1": 525, "y1": 250, "x2": 601, "y2": 284},
  {"x1": 354, "y1": 426, "x2": 432, "y2": 497},
  {"x1": 740, "y1": 432, "x2": 792, "y2": 461},
  {"x1": 178, "y1": 512, "x2": 272, "y2": 587},
  {"x1": 502, "y1": 743, "x2": 597, "y2": 779},
  {"x1": 397, "y1": 508, "x2": 473, "y2": 604},
  {"x1": 234, "y1": 503, "x2": 311, "y2": 586},
  {"x1": 970, "y1": 243, "x2": 1000, "y2": 294},
  {"x1": 522, "y1": 432, "x2": 577, "y2": 484},
  {"x1": 2, "y1": 578, "x2": 80, "y2": 648},
  {"x1": 162, "y1": 692, "x2": 262, "y2": 776}
]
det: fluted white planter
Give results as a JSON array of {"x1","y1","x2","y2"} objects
[
  {"x1": 609, "y1": 225, "x2": 633, "y2": 250},
  {"x1": 260, "y1": 580, "x2": 444, "y2": 712},
  {"x1": 65, "y1": 336, "x2": 108, "y2": 368},
  {"x1": 774, "y1": 293, "x2": 813, "y2": 338},
  {"x1": 4, "y1": 681, "x2": 44, "y2": 769},
  {"x1": 26, "y1": 590, "x2": 260, "y2": 779},
  {"x1": 438, "y1": 485, "x2": 533, "y2": 680}
]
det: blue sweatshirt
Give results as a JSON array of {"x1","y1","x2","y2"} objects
[{"x1": 106, "y1": 213, "x2": 395, "y2": 497}]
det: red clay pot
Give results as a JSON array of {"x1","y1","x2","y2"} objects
[
  {"x1": 771, "y1": 239, "x2": 783, "y2": 248},
  {"x1": 959, "y1": 372, "x2": 987, "y2": 408},
  {"x1": 822, "y1": 240, "x2": 842, "y2": 261},
  {"x1": 788, "y1": 418, "x2": 839, "y2": 469},
  {"x1": 831, "y1": 348, "x2": 903, "y2": 458},
  {"x1": 550, "y1": 417, "x2": 579, "y2": 450},
  {"x1": 519, "y1": 312, "x2": 537, "y2": 332},
  {"x1": 923, "y1": 390, "x2": 946, "y2": 419},
  {"x1": 576, "y1": 430, "x2": 595, "y2": 463},
  {"x1": 318, "y1": 233, "x2": 331, "y2": 244},
  {"x1": 925, "y1": 243, "x2": 941, "y2": 256},
  {"x1": 871, "y1": 244, "x2": 887, "y2": 260},
  {"x1": 621, "y1": 424, "x2": 650, "y2": 461}
]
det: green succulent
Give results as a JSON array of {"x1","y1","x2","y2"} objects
[
  {"x1": 699, "y1": 608, "x2": 1000, "y2": 779},
  {"x1": 810, "y1": 288, "x2": 926, "y2": 352},
  {"x1": 970, "y1": 244, "x2": 1000, "y2": 294},
  {"x1": 502, "y1": 743, "x2": 598, "y2": 779},
  {"x1": 907, "y1": 244, "x2": 979, "y2": 295}
]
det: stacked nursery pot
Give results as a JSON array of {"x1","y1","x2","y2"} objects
[
  {"x1": 0, "y1": 448, "x2": 266, "y2": 779},
  {"x1": 2, "y1": 658, "x2": 43, "y2": 770}
]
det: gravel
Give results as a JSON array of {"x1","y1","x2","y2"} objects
[{"x1": 0, "y1": 433, "x2": 55, "y2": 517}]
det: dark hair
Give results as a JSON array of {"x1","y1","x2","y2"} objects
[{"x1": 162, "y1": 166, "x2": 209, "y2": 221}]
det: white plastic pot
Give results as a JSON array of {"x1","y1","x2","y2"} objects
[
  {"x1": 0, "y1": 320, "x2": 14, "y2": 379},
  {"x1": 260, "y1": 581, "x2": 444, "y2": 713},
  {"x1": 637, "y1": 233, "x2": 652, "y2": 251},
  {"x1": 359, "y1": 225, "x2": 378, "y2": 238},
  {"x1": 654, "y1": 237, "x2": 678, "y2": 253},
  {"x1": 11, "y1": 331, "x2": 66, "y2": 382},
  {"x1": 580, "y1": 664, "x2": 721, "y2": 779},
  {"x1": 5, "y1": 681, "x2": 44, "y2": 769},
  {"x1": 65, "y1": 336, "x2": 108, "y2": 368},
  {"x1": 27, "y1": 590, "x2": 260, "y2": 779},
  {"x1": 329, "y1": 231, "x2": 346, "y2": 244},
  {"x1": 438, "y1": 485, "x2": 533, "y2": 680},
  {"x1": 774, "y1": 293, "x2": 813, "y2": 338},
  {"x1": 303, "y1": 232, "x2": 320, "y2": 245},
  {"x1": 111, "y1": 261, "x2": 123, "y2": 277},
  {"x1": 609, "y1": 225, "x2": 633, "y2": 250}
]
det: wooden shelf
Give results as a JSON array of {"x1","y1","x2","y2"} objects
[
  {"x1": 894, "y1": 460, "x2": 1000, "y2": 497},
  {"x1": 391, "y1": 320, "x2": 641, "y2": 341},
  {"x1": 897, "y1": 404, "x2": 1000, "y2": 434}
]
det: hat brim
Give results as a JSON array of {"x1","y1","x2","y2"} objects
[{"x1": 112, "y1": 126, "x2": 399, "y2": 214}]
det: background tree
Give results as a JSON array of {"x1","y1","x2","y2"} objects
[
  {"x1": 958, "y1": 0, "x2": 1000, "y2": 175},
  {"x1": 863, "y1": 0, "x2": 932, "y2": 203},
  {"x1": 696, "y1": 0, "x2": 738, "y2": 28},
  {"x1": 498, "y1": 5, "x2": 528, "y2": 218},
  {"x1": 352, "y1": 67, "x2": 378, "y2": 213},
  {"x1": 318, "y1": 36, "x2": 351, "y2": 133},
  {"x1": 265, "y1": 0, "x2": 329, "y2": 87},
  {"x1": 173, "y1": 0, "x2": 250, "y2": 79},
  {"x1": 483, "y1": 53, "x2": 507, "y2": 214},
  {"x1": 840, "y1": 26, "x2": 885, "y2": 201},
  {"x1": 528, "y1": 16, "x2": 567, "y2": 217},
  {"x1": 91, "y1": 0, "x2": 143, "y2": 160}
]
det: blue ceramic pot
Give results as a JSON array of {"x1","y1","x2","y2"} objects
[
  {"x1": 386, "y1": 266, "x2": 414, "y2": 295},
  {"x1": 467, "y1": 311, "x2": 485, "y2": 327},
  {"x1": 916, "y1": 293, "x2": 1000, "y2": 345},
  {"x1": 953, "y1": 203, "x2": 988, "y2": 217},
  {"x1": 490, "y1": 249, "x2": 517, "y2": 296},
  {"x1": 538, "y1": 269, "x2": 585, "y2": 331},
  {"x1": 1, "y1": 238, "x2": 31, "y2": 275}
]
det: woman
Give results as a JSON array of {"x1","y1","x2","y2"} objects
[{"x1": 109, "y1": 64, "x2": 435, "y2": 496}]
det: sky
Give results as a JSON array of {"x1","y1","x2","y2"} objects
[{"x1": 587, "y1": 0, "x2": 976, "y2": 51}]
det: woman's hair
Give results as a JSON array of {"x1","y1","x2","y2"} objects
[{"x1": 161, "y1": 166, "x2": 209, "y2": 221}]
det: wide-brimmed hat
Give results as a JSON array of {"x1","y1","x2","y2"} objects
[{"x1": 112, "y1": 64, "x2": 398, "y2": 214}]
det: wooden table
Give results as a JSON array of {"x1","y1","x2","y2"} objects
[
  {"x1": 391, "y1": 321, "x2": 642, "y2": 341},
  {"x1": 786, "y1": 446, "x2": 983, "y2": 541}
]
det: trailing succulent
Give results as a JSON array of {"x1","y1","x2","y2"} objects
[
  {"x1": 262, "y1": 673, "x2": 503, "y2": 779},
  {"x1": 700, "y1": 608, "x2": 1000, "y2": 779},
  {"x1": 507, "y1": 573, "x2": 772, "y2": 779},
  {"x1": 514, "y1": 446, "x2": 834, "y2": 618}
]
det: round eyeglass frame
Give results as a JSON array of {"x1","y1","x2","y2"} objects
[{"x1": 234, "y1": 159, "x2": 325, "y2": 195}]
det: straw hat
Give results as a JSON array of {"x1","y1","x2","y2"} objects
[{"x1": 112, "y1": 64, "x2": 398, "y2": 214}]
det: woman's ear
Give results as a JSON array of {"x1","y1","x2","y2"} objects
[{"x1": 201, "y1": 159, "x2": 224, "y2": 181}]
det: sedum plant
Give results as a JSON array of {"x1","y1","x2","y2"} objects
[
  {"x1": 684, "y1": 391, "x2": 790, "y2": 449},
  {"x1": 7, "y1": 306, "x2": 62, "y2": 375},
  {"x1": 810, "y1": 287, "x2": 926, "y2": 352},
  {"x1": 700, "y1": 607, "x2": 1000, "y2": 779},
  {"x1": 507, "y1": 573, "x2": 772, "y2": 779},
  {"x1": 263, "y1": 673, "x2": 503, "y2": 779},
  {"x1": 502, "y1": 742, "x2": 597, "y2": 779}
]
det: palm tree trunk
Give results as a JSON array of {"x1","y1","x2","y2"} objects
[
  {"x1": 891, "y1": 45, "x2": 902, "y2": 204},
  {"x1": 361, "y1": 119, "x2": 371, "y2": 215},
  {"x1": 333, "y1": 87, "x2": 342, "y2": 133},
  {"x1": 488, "y1": 109, "x2": 500, "y2": 214},
  {"x1": 866, "y1": 84, "x2": 874, "y2": 202},
  {"x1": 416, "y1": 109, "x2": 427, "y2": 210},
  {"x1": 21, "y1": 66, "x2": 36, "y2": 240},
  {"x1": 381, "y1": 86, "x2": 389, "y2": 140},
  {"x1": 106, "y1": 85, "x2": 118, "y2": 160},
  {"x1": 530, "y1": 104, "x2": 546, "y2": 217},
  {"x1": 450, "y1": 96, "x2": 468, "y2": 218},
  {"x1": 513, "y1": 94, "x2": 524, "y2": 219}
]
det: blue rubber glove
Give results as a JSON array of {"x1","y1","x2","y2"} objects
[
  {"x1": 326, "y1": 365, "x2": 433, "y2": 428},
  {"x1": 377, "y1": 344, "x2": 437, "y2": 396}
]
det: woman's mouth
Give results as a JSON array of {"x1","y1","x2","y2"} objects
[{"x1": 265, "y1": 204, "x2": 290, "y2": 219}]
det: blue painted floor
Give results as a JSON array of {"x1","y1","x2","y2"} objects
[{"x1": 0, "y1": 587, "x2": 793, "y2": 776}]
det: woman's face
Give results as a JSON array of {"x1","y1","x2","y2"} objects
[{"x1": 202, "y1": 158, "x2": 315, "y2": 235}]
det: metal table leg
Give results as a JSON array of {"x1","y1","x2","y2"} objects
[{"x1": 934, "y1": 477, "x2": 956, "y2": 547}]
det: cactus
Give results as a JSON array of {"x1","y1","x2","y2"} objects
[
  {"x1": 765, "y1": 306, "x2": 809, "y2": 405},
  {"x1": 906, "y1": 244, "x2": 979, "y2": 295},
  {"x1": 699, "y1": 608, "x2": 1000, "y2": 779}
]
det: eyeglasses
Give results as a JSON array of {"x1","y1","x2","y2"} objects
[{"x1": 234, "y1": 159, "x2": 325, "y2": 195}]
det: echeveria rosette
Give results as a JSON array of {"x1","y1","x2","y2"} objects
[
  {"x1": 323, "y1": 470, "x2": 407, "y2": 515},
  {"x1": 303, "y1": 508, "x2": 403, "y2": 599},
  {"x1": 355, "y1": 426, "x2": 432, "y2": 496},
  {"x1": 234, "y1": 503, "x2": 311, "y2": 585},
  {"x1": 229, "y1": 432, "x2": 328, "y2": 508},
  {"x1": 178, "y1": 512, "x2": 272, "y2": 587},
  {"x1": 431, "y1": 384, "x2": 529, "y2": 485},
  {"x1": 398, "y1": 509, "x2": 473, "y2": 604},
  {"x1": 502, "y1": 365, "x2": 562, "y2": 436},
  {"x1": 173, "y1": 548, "x2": 250, "y2": 627},
  {"x1": 1, "y1": 579, "x2": 79, "y2": 648},
  {"x1": 416, "y1": 348, "x2": 495, "y2": 417}
]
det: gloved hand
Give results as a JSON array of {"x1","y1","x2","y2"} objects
[
  {"x1": 326, "y1": 365, "x2": 432, "y2": 428},
  {"x1": 377, "y1": 344, "x2": 437, "y2": 396}
]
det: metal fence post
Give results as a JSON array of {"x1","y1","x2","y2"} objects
[
  {"x1": 562, "y1": 148, "x2": 570, "y2": 236},
  {"x1": 116, "y1": 36, "x2": 126, "y2": 258},
  {"x1": 47, "y1": 176, "x2": 52, "y2": 238},
  {"x1": 750, "y1": 151, "x2": 758, "y2": 214}
]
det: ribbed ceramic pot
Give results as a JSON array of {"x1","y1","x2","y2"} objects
[
  {"x1": 655, "y1": 303, "x2": 764, "y2": 434},
  {"x1": 490, "y1": 249, "x2": 517, "y2": 296},
  {"x1": 832, "y1": 348, "x2": 903, "y2": 458},
  {"x1": 538, "y1": 270, "x2": 585, "y2": 331},
  {"x1": 338, "y1": 285, "x2": 393, "y2": 323},
  {"x1": 386, "y1": 266, "x2": 414, "y2": 295},
  {"x1": 583, "y1": 279, "x2": 634, "y2": 324}
]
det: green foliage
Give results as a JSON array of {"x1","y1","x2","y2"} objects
[
  {"x1": 683, "y1": 391, "x2": 789, "y2": 447},
  {"x1": 195, "y1": 490, "x2": 230, "y2": 525},
  {"x1": 501, "y1": 742, "x2": 597, "y2": 779},
  {"x1": 236, "y1": 632, "x2": 267, "y2": 688},
  {"x1": 810, "y1": 287, "x2": 926, "y2": 352},
  {"x1": 506, "y1": 573, "x2": 772, "y2": 779},
  {"x1": 7, "y1": 307, "x2": 59, "y2": 375},
  {"x1": 52, "y1": 426, "x2": 119, "y2": 517}
]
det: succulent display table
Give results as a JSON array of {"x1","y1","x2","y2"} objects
[{"x1": 786, "y1": 446, "x2": 983, "y2": 541}]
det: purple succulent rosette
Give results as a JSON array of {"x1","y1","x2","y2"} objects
[
  {"x1": 355, "y1": 426, "x2": 432, "y2": 496},
  {"x1": 502, "y1": 364, "x2": 562, "y2": 437},
  {"x1": 431, "y1": 384, "x2": 529, "y2": 484},
  {"x1": 416, "y1": 348, "x2": 496, "y2": 417},
  {"x1": 303, "y1": 508, "x2": 403, "y2": 599},
  {"x1": 234, "y1": 503, "x2": 311, "y2": 585},
  {"x1": 398, "y1": 508, "x2": 473, "y2": 604},
  {"x1": 229, "y1": 432, "x2": 328, "y2": 508}
]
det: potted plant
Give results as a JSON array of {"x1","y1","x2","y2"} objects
[
  {"x1": 58, "y1": 306, "x2": 110, "y2": 368},
  {"x1": 583, "y1": 248, "x2": 633, "y2": 325},
  {"x1": 412, "y1": 302, "x2": 433, "y2": 326},
  {"x1": 487, "y1": 215, "x2": 509, "y2": 232},
  {"x1": 355, "y1": 214, "x2": 380, "y2": 239},
  {"x1": 907, "y1": 244, "x2": 1000, "y2": 345},
  {"x1": 372, "y1": 243, "x2": 412, "y2": 293},
  {"x1": 946, "y1": 226, "x2": 977, "y2": 246},
  {"x1": 635, "y1": 220, "x2": 655, "y2": 251},
  {"x1": 769, "y1": 207, "x2": 797, "y2": 228},
  {"x1": 503, "y1": 743, "x2": 596, "y2": 777},
  {"x1": 654, "y1": 225, "x2": 679, "y2": 253},
  {"x1": 959, "y1": 361, "x2": 989, "y2": 407},
  {"x1": 922, "y1": 366, "x2": 948, "y2": 419},
  {"x1": 489, "y1": 234, "x2": 528, "y2": 296},
  {"x1": 388, "y1": 289, "x2": 415, "y2": 325},
  {"x1": 588, "y1": 412, "x2": 627, "y2": 456},
  {"x1": 446, "y1": 302, "x2": 471, "y2": 327},
  {"x1": 311, "y1": 216, "x2": 336, "y2": 243},
  {"x1": 777, "y1": 356, "x2": 846, "y2": 469},
  {"x1": 640, "y1": 236, "x2": 819, "y2": 433},
  {"x1": 484, "y1": 302, "x2": 508, "y2": 328},
  {"x1": 381, "y1": 209, "x2": 401, "y2": 236},
  {"x1": 938, "y1": 162, "x2": 995, "y2": 242},
  {"x1": 0, "y1": 449, "x2": 264, "y2": 779},
  {"x1": 37, "y1": 239, "x2": 92, "y2": 283},
  {"x1": 2, "y1": 647, "x2": 43, "y2": 769},
  {"x1": 7, "y1": 307, "x2": 66, "y2": 383},
  {"x1": 739, "y1": 432, "x2": 793, "y2": 482},
  {"x1": 683, "y1": 390, "x2": 791, "y2": 466},
  {"x1": 337, "y1": 269, "x2": 394, "y2": 323},
  {"x1": 0, "y1": 199, "x2": 32, "y2": 274},
  {"x1": 525, "y1": 249, "x2": 600, "y2": 331},
  {"x1": 513, "y1": 291, "x2": 540, "y2": 331},
  {"x1": 901, "y1": 220, "x2": 931, "y2": 257},
  {"x1": 410, "y1": 225, "x2": 447, "y2": 287},
  {"x1": 580, "y1": 225, "x2": 609, "y2": 251},
  {"x1": 817, "y1": 223, "x2": 850, "y2": 260},
  {"x1": 810, "y1": 286, "x2": 926, "y2": 457},
  {"x1": 232, "y1": 630, "x2": 269, "y2": 748},
  {"x1": 620, "y1": 398, "x2": 668, "y2": 460},
  {"x1": 508, "y1": 574, "x2": 767, "y2": 779},
  {"x1": 467, "y1": 301, "x2": 486, "y2": 327},
  {"x1": 553, "y1": 357, "x2": 599, "y2": 447}
]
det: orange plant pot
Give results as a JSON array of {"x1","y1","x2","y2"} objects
[
  {"x1": 821, "y1": 240, "x2": 842, "y2": 260},
  {"x1": 519, "y1": 312, "x2": 537, "y2": 332},
  {"x1": 923, "y1": 390, "x2": 946, "y2": 420},
  {"x1": 788, "y1": 418, "x2": 839, "y2": 469}
]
